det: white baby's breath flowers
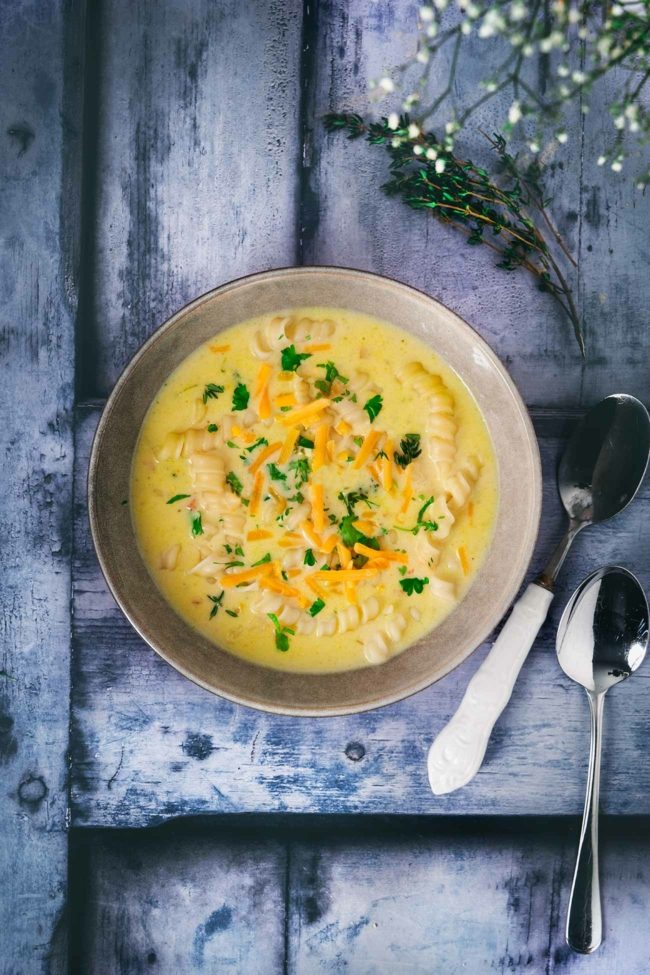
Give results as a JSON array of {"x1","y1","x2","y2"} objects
[
  {"x1": 571, "y1": 70, "x2": 587, "y2": 85},
  {"x1": 378, "y1": 77, "x2": 395, "y2": 94},
  {"x1": 391, "y1": 137, "x2": 403, "y2": 148},
  {"x1": 425, "y1": 146, "x2": 438, "y2": 160},
  {"x1": 426, "y1": 23, "x2": 438, "y2": 38},
  {"x1": 387, "y1": 112, "x2": 400, "y2": 131},
  {"x1": 529, "y1": 140, "x2": 540, "y2": 153},
  {"x1": 611, "y1": 160, "x2": 623, "y2": 172},
  {"x1": 435, "y1": 158, "x2": 446, "y2": 174},
  {"x1": 461, "y1": 20, "x2": 472, "y2": 35},
  {"x1": 433, "y1": 0, "x2": 448, "y2": 9},
  {"x1": 419, "y1": 5, "x2": 434, "y2": 21},
  {"x1": 556, "y1": 131, "x2": 568, "y2": 144},
  {"x1": 614, "y1": 114, "x2": 626, "y2": 130},
  {"x1": 508, "y1": 100, "x2": 522, "y2": 125},
  {"x1": 413, "y1": 144, "x2": 424, "y2": 155},
  {"x1": 597, "y1": 155, "x2": 607, "y2": 166},
  {"x1": 510, "y1": 1, "x2": 526, "y2": 22},
  {"x1": 416, "y1": 47, "x2": 430, "y2": 64},
  {"x1": 408, "y1": 122, "x2": 421, "y2": 138},
  {"x1": 557, "y1": 64, "x2": 570, "y2": 78}
]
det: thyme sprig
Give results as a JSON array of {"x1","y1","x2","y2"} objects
[{"x1": 324, "y1": 112, "x2": 583, "y2": 353}]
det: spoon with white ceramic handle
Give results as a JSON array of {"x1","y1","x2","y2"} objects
[
  {"x1": 557, "y1": 565, "x2": 648, "y2": 954},
  {"x1": 428, "y1": 394, "x2": 650, "y2": 796}
]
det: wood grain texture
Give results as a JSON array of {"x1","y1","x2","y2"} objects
[
  {"x1": 0, "y1": 0, "x2": 82, "y2": 970},
  {"x1": 70, "y1": 818, "x2": 650, "y2": 973},
  {"x1": 303, "y1": 0, "x2": 650, "y2": 407},
  {"x1": 73, "y1": 827, "x2": 287, "y2": 973},
  {"x1": 71, "y1": 406, "x2": 650, "y2": 825},
  {"x1": 84, "y1": 0, "x2": 303, "y2": 398},
  {"x1": 289, "y1": 824, "x2": 650, "y2": 973}
]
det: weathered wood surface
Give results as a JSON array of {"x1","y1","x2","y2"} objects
[
  {"x1": 73, "y1": 818, "x2": 650, "y2": 973},
  {"x1": 0, "y1": 0, "x2": 82, "y2": 971},
  {"x1": 71, "y1": 406, "x2": 650, "y2": 824},
  {"x1": 84, "y1": 0, "x2": 303, "y2": 398},
  {"x1": 304, "y1": 0, "x2": 650, "y2": 408},
  {"x1": 72, "y1": 827, "x2": 287, "y2": 972}
]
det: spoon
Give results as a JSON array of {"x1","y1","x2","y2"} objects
[
  {"x1": 428, "y1": 394, "x2": 650, "y2": 795},
  {"x1": 557, "y1": 565, "x2": 648, "y2": 953}
]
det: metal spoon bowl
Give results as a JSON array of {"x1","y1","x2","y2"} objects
[{"x1": 557, "y1": 566, "x2": 649, "y2": 954}]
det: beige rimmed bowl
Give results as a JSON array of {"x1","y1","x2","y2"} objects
[{"x1": 89, "y1": 267, "x2": 541, "y2": 716}]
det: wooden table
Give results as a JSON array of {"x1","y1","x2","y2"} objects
[{"x1": 3, "y1": 1, "x2": 650, "y2": 971}]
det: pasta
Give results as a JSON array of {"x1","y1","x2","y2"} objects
[{"x1": 131, "y1": 307, "x2": 497, "y2": 674}]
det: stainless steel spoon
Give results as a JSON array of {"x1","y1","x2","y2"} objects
[
  {"x1": 429, "y1": 394, "x2": 650, "y2": 796},
  {"x1": 557, "y1": 566, "x2": 649, "y2": 954}
]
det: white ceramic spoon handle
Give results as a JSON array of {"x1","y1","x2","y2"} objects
[{"x1": 428, "y1": 583, "x2": 554, "y2": 795}]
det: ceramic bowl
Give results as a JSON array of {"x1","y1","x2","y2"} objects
[{"x1": 89, "y1": 267, "x2": 541, "y2": 715}]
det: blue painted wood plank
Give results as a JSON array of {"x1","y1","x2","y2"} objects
[
  {"x1": 289, "y1": 826, "x2": 650, "y2": 973},
  {"x1": 0, "y1": 0, "x2": 82, "y2": 969},
  {"x1": 303, "y1": 0, "x2": 650, "y2": 407},
  {"x1": 71, "y1": 405, "x2": 650, "y2": 823},
  {"x1": 75, "y1": 830, "x2": 287, "y2": 973},
  {"x1": 86, "y1": 0, "x2": 303, "y2": 397}
]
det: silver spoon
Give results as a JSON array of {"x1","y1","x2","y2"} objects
[
  {"x1": 429, "y1": 394, "x2": 650, "y2": 795},
  {"x1": 557, "y1": 566, "x2": 649, "y2": 954}
]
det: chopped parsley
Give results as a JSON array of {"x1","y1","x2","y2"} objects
[
  {"x1": 297, "y1": 435, "x2": 314, "y2": 449},
  {"x1": 339, "y1": 515, "x2": 380, "y2": 554},
  {"x1": 289, "y1": 457, "x2": 311, "y2": 487},
  {"x1": 245, "y1": 437, "x2": 269, "y2": 453},
  {"x1": 267, "y1": 612, "x2": 294, "y2": 652},
  {"x1": 226, "y1": 471, "x2": 243, "y2": 496},
  {"x1": 225, "y1": 609, "x2": 239, "y2": 618},
  {"x1": 252, "y1": 552, "x2": 272, "y2": 566},
  {"x1": 267, "y1": 463, "x2": 287, "y2": 481},
  {"x1": 202, "y1": 383, "x2": 225, "y2": 404},
  {"x1": 191, "y1": 512, "x2": 204, "y2": 536},
  {"x1": 353, "y1": 435, "x2": 364, "y2": 448},
  {"x1": 235, "y1": 545, "x2": 244, "y2": 556},
  {"x1": 394, "y1": 433, "x2": 422, "y2": 468},
  {"x1": 304, "y1": 548, "x2": 316, "y2": 566},
  {"x1": 315, "y1": 360, "x2": 348, "y2": 395},
  {"x1": 208, "y1": 592, "x2": 224, "y2": 618},
  {"x1": 400, "y1": 577, "x2": 429, "y2": 596},
  {"x1": 232, "y1": 382, "x2": 250, "y2": 412},
  {"x1": 395, "y1": 495, "x2": 438, "y2": 535},
  {"x1": 167, "y1": 493, "x2": 190, "y2": 505},
  {"x1": 337, "y1": 490, "x2": 377, "y2": 516},
  {"x1": 363, "y1": 393, "x2": 383, "y2": 422},
  {"x1": 309, "y1": 598, "x2": 325, "y2": 617},
  {"x1": 207, "y1": 423, "x2": 219, "y2": 433},
  {"x1": 281, "y1": 345, "x2": 312, "y2": 372}
]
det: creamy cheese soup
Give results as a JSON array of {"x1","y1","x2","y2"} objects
[{"x1": 131, "y1": 308, "x2": 498, "y2": 673}]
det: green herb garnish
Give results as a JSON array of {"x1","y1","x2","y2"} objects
[
  {"x1": 400, "y1": 577, "x2": 429, "y2": 596},
  {"x1": 297, "y1": 435, "x2": 314, "y2": 449},
  {"x1": 252, "y1": 552, "x2": 272, "y2": 566},
  {"x1": 203, "y1": 383, "x2": 225, "y2": 404},
  {"x1": 267, "y1": 612, "x2": 295, "y2": 652},
  {"x1": 191, "y1": 512, "x2": 204, "y2": 536},
  {"x1": 304, "y1": 548, "x2": 316, "y2": 566},
  {"x1": 208, "y1": 592, "x2": 224, "y2": 618},
  {"x1": 245, "y1": 437, "x2": 269, "y2": 453},
  {"x1": 394, "y1": 433, "x2": 422, "y2": 468},
  {"x1": 235, "y1": 545, "x2": 244, "y2": 556},
  {"x1": 167, "y1": 493, "x2": 191, "y2": 505},
  {"x1": 225, "y1": 609, "x2": 239, "y2": 618},
  {"x1": 232, "y1": 383, "x2": 250, "y2": 412},
  {"x1": 315, "y1": 360, "x2": 348, "y2": 395},
  {"x1": 288, "y1": 457, "x2": 311, "y2": 487},
  {"x1": 207, "y1": 423, "x2": 219, "y2": 433},
  {"x1": 309, "y1": 598, "x2": 325, "y2": 617},
  {"x1": 267, "y1": 463, "x2": 287, "y2": 482},
  {"x1": 281, "y1": 345, "x2": 312, "y2": 372},
  {"x1": 363, "y1": 393, "x2": 383, "y2": 422},
  {"x1": 226, "y1": 471, "x2": 243, "y2": 496}
]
